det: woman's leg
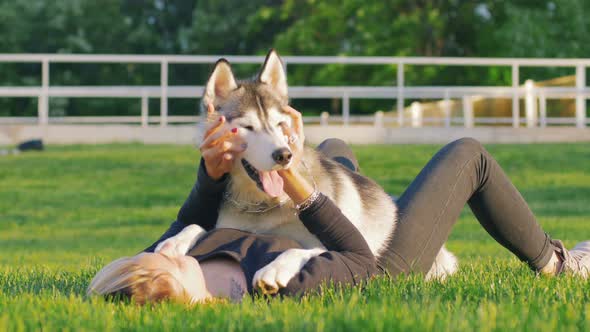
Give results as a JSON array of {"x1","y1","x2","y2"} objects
[
  {"x1": 377, "y1": 137, "x2": 558, "y2": 275},
  {"x1": 315, "y1": 137, "x2": 589, "y2": 276},
  {"x1": 316, "y1": 138, "x2": 359, "y2": 172}
]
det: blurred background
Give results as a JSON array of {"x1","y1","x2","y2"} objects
[
  {"x1": 1, "y1": 0, "x2": 589, "y2": 144},
  {"x1": 3, "y1": 3, "x2": 590, "y2": 330}
]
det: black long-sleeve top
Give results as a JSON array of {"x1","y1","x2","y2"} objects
[{"x1": 144, "y1": 160, "x2": 380, "y2": 296}]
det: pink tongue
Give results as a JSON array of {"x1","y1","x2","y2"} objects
[{"x1": 259, "y1": 170, "x2": 284, "y2": 198}]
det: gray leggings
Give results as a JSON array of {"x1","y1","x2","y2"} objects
[{"x1": 317, "y1": 137, "x2": 557, "y2": 276}]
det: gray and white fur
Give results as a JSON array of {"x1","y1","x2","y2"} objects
[{"x1": 196, "y1": 49, "x2": 457, "y2": 292}]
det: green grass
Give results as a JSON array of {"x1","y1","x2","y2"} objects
[{"x1": 1, "y1": 142, "x2": 590, "y2": 331}]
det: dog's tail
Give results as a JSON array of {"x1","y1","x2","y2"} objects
[{"x1": 425, "y1": 246, "x2": 458, "y2": 281}]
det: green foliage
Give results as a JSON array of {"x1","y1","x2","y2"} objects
[
  {"x1": 1, "y1": 143, "x2": 590, "y2": 330},
  {"x1": 0, "y1": 1, "x2": 587, "y2": 115},
  {"x1": 488, "y1": 0, "x2": 590, "y2": 58}
]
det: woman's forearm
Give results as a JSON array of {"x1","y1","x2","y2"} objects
[
  {"x1": 144, "y1": 159, "x2": 228, "y2": 253},
  {"x1": 176, "y1": 159, "x2": 229, "y2": 229},
  {"x1": 279, "y1": 168, "x2": 315, "y2": 205}
]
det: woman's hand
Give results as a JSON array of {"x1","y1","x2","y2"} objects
[
  {"x1": 199, "y1": 103, "x2": 247, "y2": 181},
  {"x1": 277, "y1": 106, "x2": 315, "y2": 205},
  {"x1": 280, "y1": 105, "x2": 305, "y2": 168}
]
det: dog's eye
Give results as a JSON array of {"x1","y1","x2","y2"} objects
[
  {"x1": 277, "y1": 121, "x2": 286, "y2": 128},
  {"x1": 242, "y1": 125, "x2": 254, "y2": 131}
]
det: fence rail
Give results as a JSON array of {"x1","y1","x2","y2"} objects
[{"x1": 0, "y1": 54, "x2": 588, "y2": 128}]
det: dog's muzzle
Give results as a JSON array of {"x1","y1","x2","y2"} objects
[{"x1": 271, "y1": 148, "x2": 292, "y2": 166}]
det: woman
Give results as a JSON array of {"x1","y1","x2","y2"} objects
[{"x1": 88, "y1": 105, "x2": 590, "y2": 305}]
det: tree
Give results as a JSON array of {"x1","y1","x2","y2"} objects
[{"x1": 0, "y1": 1, "x2": 587, "y2": 117}]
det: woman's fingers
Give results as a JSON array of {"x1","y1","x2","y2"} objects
[
  {"x1": 203, "y1": 115, "x2": 225, "y2": 141},
  {"x1": 202, "y1": 149, "x2": 233, "y2": 167},
  {"x1": 202, "y1": 139, "x2": 246, "y2": 163},
  {"x1": 202, "y1": 147, "x2": 242, "y2": 178},
  {"x1": 203, "y1": 103, "x2": 225, "y2": 141},
  {"x1": 283, "y1": 105, "x2": 304, "y2": 137},
  {"x1": 200, "y1": 125, "x2": 235, "y2": 150},
  {"x1": 205, "y1": 103, "x2": 217, "y2": 121},
  {"x1": 200, "y1": 103, "x2": 248, "y2": 177},
  {"x1": 281, "y1": 106, "x2": 304, "y2": 152},
  {"x1": 217, "y1": 153, "x2": 235, "y2": 173},
  {"x1": 209, "y1": 128, "x2": 240, "y2": 148},
  {"x1": 280, "y1": 123, "x2": 295, "y2": 144},
  {"x1": 218, "y1": 140, "x2": 247, "y2": 154}
]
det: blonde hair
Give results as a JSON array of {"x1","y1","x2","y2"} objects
[{"x1": 87, "y1": 256, "x2": 189, "y2": 305}]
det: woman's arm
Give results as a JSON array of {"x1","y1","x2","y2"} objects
[
  {"x1": 144, "y1": 103, "x2": 245, "y2": 252},
  {"x1": 143, "y1": 160, "x2": 228, "y2": 252},
  {"x1": 299, "y1": 194, "x2": 375, "y2": 256},
  {"x1": 279, "y1": 106, "x2": 374, "y2": 256},
  {"x1": 265, "y1": 106, "x2": 379, "y2": 296},
  {"x1": 277, "y1": 194, "x2": 380, "y2": 297},
  {"x1": 176, "y1": 159, "x2": 229, "y2": 230}
]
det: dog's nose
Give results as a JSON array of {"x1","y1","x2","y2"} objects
[{"x1": 272, "y1": 148, "x2": 292, "y2": 166}]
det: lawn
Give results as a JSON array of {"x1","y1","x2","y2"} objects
[{"x1": 1, "y1": 142, "x2": 590, "y2": 331}]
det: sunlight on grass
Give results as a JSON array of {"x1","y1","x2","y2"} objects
[{"x1": 1, "y1": 143, "x2": 590, "y2": 331}]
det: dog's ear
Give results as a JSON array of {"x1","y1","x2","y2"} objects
[
  {"x1": 203, "y1": 59, "x2": 238, "y2": 107},
  {"x1": 258, "y1": 49, "x2": 287, "y2": 98}
]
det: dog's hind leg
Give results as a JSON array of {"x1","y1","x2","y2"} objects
[{"x1": 425, "y1": 246, "x2": 458, "y2": 281}]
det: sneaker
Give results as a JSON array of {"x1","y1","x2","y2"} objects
[{"x1": 554, "y1": 240, "x2": 590, "y2": 278}]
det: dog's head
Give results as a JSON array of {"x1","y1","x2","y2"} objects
[{"x1": 202, "y1": 49, "x2": 294, "y2": 198}]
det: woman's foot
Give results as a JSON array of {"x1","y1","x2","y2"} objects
[{"x1": 552, "y1": 240, "x2": 590, "y2": 278}]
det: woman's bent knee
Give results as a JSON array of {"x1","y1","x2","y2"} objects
[
  {"x1": 438, "y1": 137, "x2": 486, "y2": 162},
  {"x1": 317, "y1": 138, "x2": 349, "y2": 153},
  {"x1": 316, "y1": 138, "x2": 359, "y2": 172},
  {"x1": 447, "y1": 137, "x2": 484, "y2": 154}
]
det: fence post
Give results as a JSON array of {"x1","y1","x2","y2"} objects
[
  {"x1": 320, "y1": 112, "x2": 329, "y2": 126},
  {"x1": 511, "y1": 64, "x2": 520, "y2": 128},
  {"x1": 524, "y1": 79, "x2": 537, "y2": 128},
  {"x1": 397, "y1": 61, "x2": 404, "y2": 127},
  {"x1": 443, "y1": 90, "x2": 451, "y2": 128},
  {"x1": 374, "y1": 111, "x2": 384, "y2": 128},
  {"x1": 141, "y1": 91, "x2": 149, "y2": 128},
  {"x1": 463, "y1": 96, "x2": 474, "y2": 128},
  {"x1": 160, "y1": 59, "x2": 168, "y2": 127},
  {"x1": 38, "y1": 58, "x2": 49, "y2": 125},
  {"x1": 539, "y1": 92, "x2": 547, "y2": 128},
  {"x1": 410, "y1": 102, "x2": 422, "y2": 128},
  {"x1": 576, "y1": 64, "x2": 586, "y2": 128},
  {"x1": 342, "y1": 92, "x2": 350, "y2": 126}
]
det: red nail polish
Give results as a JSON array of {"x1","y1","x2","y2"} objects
[{"x1": 231, "y1": 128, "x2": 238, "y2": 133}]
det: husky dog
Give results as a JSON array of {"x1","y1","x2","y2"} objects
[{"x1": 159, "y1": 50, "x2": 457, "y2": 293}]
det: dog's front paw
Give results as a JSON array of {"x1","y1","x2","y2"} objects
[
  {"x1": 155, "y1": 239, "x2": 185, "y2": 257},
  {"x1": 252, "y1": 248, "x2": 325, "y2": 295},
  {"x1": 154, "y1": 224, "x2": 206, "y2": 257},
  {"x1": 252, "y1": 259, "x2": 300, "y2": 295}
]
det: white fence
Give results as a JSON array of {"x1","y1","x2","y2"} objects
[{"x1": 0, "y1": 54, "x2": 588, "y2": 128}]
